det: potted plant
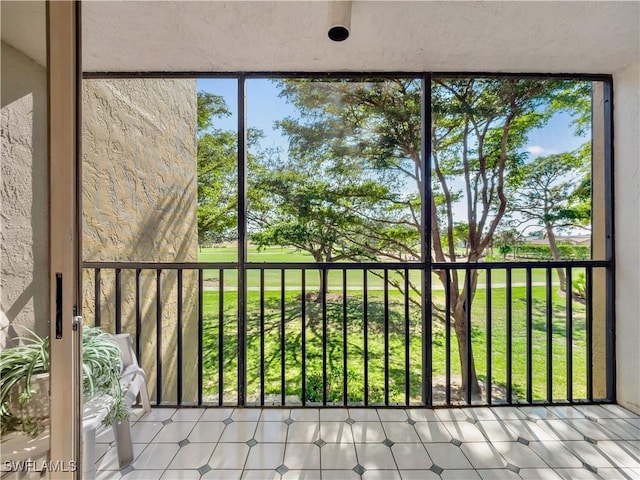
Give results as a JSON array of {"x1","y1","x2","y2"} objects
[{"x1": 1, "y1": 325, "x2": 129, "y2": 437}]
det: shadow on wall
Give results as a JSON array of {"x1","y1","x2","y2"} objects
[
  {"x1": 1, "y1": 41, "x2": 48, "y2": 348},
  {"x1": 81, "y1": 77, "x2": 199, "y2": 404},
  {"x1": 84, "y1": 182, "x2": 200, "y2": 404}
]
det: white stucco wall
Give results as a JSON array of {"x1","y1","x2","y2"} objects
[
  {"x1": 614, "y1": 60, "x2": 640, "y2": 414},
  {"x1": 0, "y1": 41, "x2": 48, "y2": 346},
  {"x1": 82, "y1": 79, "x2": 200, "y2": 403}
]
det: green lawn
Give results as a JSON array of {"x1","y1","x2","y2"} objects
[
  {"x1": 198, "y1": 246, "x2": 561, "y2": 290},
  {"x1": 196, "y1": 244, "x2": 588, "y2": 405}
]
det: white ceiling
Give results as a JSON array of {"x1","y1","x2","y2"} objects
[
  {"x1": 81, "y1": 0, "x2": 639, "y2": 74},
  {"x1": 1, "y1": 1, "x2": 637, "y2": 74},
  {"x1": 1, "y1": 1, "x2": 47, "y2": 66}
]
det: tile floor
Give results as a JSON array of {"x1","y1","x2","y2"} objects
[{"x1": 94, "y1": 404, "x2": 640, "y2": 480}]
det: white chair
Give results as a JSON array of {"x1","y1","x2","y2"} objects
[
  {"x1": 84, "y1": 333, "x2": 151, "y2": 478},
  {"x1": 109, "y1": 334, "x2": 151, "y2": 468},
  {"x1": 112, "y1": 333, "x2": 151, "y2": 415}
]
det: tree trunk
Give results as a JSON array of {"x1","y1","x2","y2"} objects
[
  {"x1": 452, "y1": 309, "x2": 483, "y2": 401},
  {"x1": 545, "y1": 225, "x2": 567, "y2": 291},
  {"x1": 315, "y1": 268, "x2": 328, "y2": 303}
]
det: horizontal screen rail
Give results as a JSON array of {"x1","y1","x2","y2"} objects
[{"x1": 83, "y1": 259, "x2": 611, "y2": 270}]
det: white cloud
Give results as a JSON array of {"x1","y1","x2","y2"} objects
[{"x1": 525, "y1": 145, "x2": 557, "y2": 156}]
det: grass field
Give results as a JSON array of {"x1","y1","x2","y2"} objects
[
  {"x1": 199, "y1": 245, "x2": 560, "y2": 289},
  {"x1": 196, "y1": 246, "x2": 589, "y2": 405}
]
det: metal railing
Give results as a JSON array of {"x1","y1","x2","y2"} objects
[{"x1": 83, "y1": 259, "x2": 614, "y2": 408}]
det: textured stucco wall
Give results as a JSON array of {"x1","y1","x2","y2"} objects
[
  {"x1": 0, "y1": 41, "x2": 49, "y2": 347},
  {"x1": 82, "y1": 78, "x2": 199, "y2": 403},
  {"x1": 614, "y1": 61, "x2": 640, "y2": 414}
]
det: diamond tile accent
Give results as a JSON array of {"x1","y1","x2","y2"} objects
[
  {"x1": 93, "y1": 405, "x2": 634, "y2": 479},
  {"x1": 121, "y1": 465, "x2": 135, "y2": 475},
  {"x1": 352, "y1": 464, "x2": 366, "y2": 475},
  {"x1": 506, "y1": 463, "x2": 520, "y2": 473}
]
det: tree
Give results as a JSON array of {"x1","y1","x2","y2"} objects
[
  {"x1": 507, "y1": 150, "x2": 589, "y2": 290},
  {"x1": 252, "y1": 77, "x2": 580, "y2": 399},
  {"x1": 196, "y1": 92, "x2": 238, "y2": 248},
  {"x1": 494, "y1": 228, "x2": 521, "y2": 259},
  {"x1": 248, "y1": 121, "x2": 405, "y2": 298},
  {"x1": 452, "y1": 223, "x2": 470, "y2": 258},
  {"x1": 430, "y1": 78, "x2": 572, "y2": 398}
]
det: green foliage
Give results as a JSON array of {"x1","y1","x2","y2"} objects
[
  {"x1": 81, "y1": 327, "x2": 129, "y2": 426},
  {"x1": 515, "y1": 244, "x2": 590, "y2": 260},
  {"x1": 1, "y1": 326, "x2": 127, "y2": 437},
  {"x1": 200, "y1": 285, "x2": 589, "y2": 404},
  {"x1": 508, "y1": 151, "x2": 590, "y2": 230},
  {"x1": 573, "y1": 273, "x2": 587, "y2": 300},
  {"x1": 0, "y1": 327, "x2": 49, "y2": 436},
  {"x1": 498, "y1": 244, "x2": 512, "y2": 259},
  {"x1": 197, "y1": 92, "x2": 237, "y2": 246},
  {"x1": 250, "y1": 79, "x2": 423, "y2": 263},
  {"x1": 246, "y1": 77, "x2": 592, "y2": 394}
]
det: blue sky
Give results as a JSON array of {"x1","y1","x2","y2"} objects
[{"x1": 197, "y1": 78, "x2": 295, "y2": 153}]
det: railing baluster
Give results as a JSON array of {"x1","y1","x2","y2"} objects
[
  {"x1": 281, "y1": 269, "x2": 286, "y2": 406},
  {"x1": 566, "y1": 267, "x2": 573, "y2": 402},
  {"x1": 546, "y1": 268, "x2": 553, "y2": 403},
  {"x1": 80, "y1": 258, "x2": 612, "y2": 409},
  {"x1": 94, "y1": 268, "x2": 101, "y2": 327},
  {"x1": 322, "y1": 269, "x2": 328, "y2": 406},
  {"x1": 177, "y1": 269, "x2": 183, "y2": 406},
  {"x1": 526, "y1": 268, "x2": 533, "y2": 404},
  {"x1": 260, "y1": 269, "x2": 265, "y2": 406},
  {"x1": 198, "y1": 268, "x2": 203, "y2": 406},
  {"x1": 404, "y1": 269, "x2": 410, "y2": 406},
  {"x1": 364, "y1": 269, "x2": 369, "y2": 406},
  {"x1": 301, "y1": 269, "x2": 306, "y2": 406},
  {"x1": 465, "y1": 269, "x2": 472, "y2": 405},
  {"x1": 445, "y1": 269, "x2": 451, "y2": 405},
  {"x1": 219, "y1": 269, "x2": 224, "y2": 406},
  {"x1": 506, "y1": 267, "x2": 513, "y2": 404},
  {"x1": 343, "y1": 269, "x2": 348, "y2": 406},
  {"x1": 156, "y1": 268, "x2": 162, "y2": 405},
  {"x1": 586, "y1": 267, "x2": 593, "y2": 402},
  {"x1": 115, "y1": 268, "x2": 122, "y2": 334},
  {"x1": 384, "y1": 270, "x2": 390, "y2": 406},
  {"x1": 135, "y1": 269, "x2": 142, "y2": 365},
  {"x1": 486, "y1": 269, "x2": 492, "y2": 405}
]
